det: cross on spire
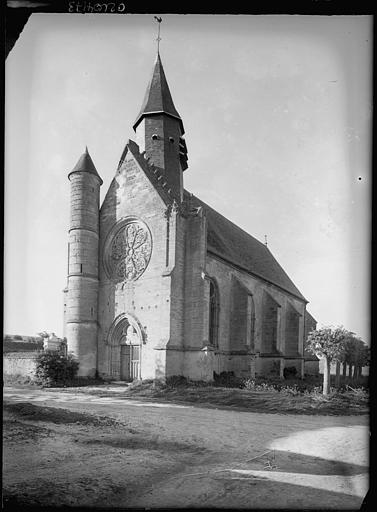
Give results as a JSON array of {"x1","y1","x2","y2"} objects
[{"x1": 154, "y1": 16, "x2": 162, "y2": 54}]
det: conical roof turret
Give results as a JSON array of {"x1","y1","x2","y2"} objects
[
  {"x1": 133, "y1": 53, "x2": 184, "y2": 134},
  {"x1": 68, "y1": 147, "x2": 103, "y2": 184}
]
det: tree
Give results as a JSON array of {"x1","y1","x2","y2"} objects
[
  {"x1": 350, "y1": 337, "x2": 369, "y2": 379},
  {"x1": 306, "y1": 326, "x2": 349, "y2": 395},
  {"x1": 339, "y1": 334, "x2": 369, "y2": 381},
  {"x1": 334, "y1": 359, "x2": 341, "y2": 388},
  {"x1": 337, "y1": 331, "x2": 356, "y2": 384}
]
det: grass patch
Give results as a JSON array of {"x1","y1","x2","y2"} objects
[
  {"x1": 3, "y1": 401, "x2": 123, "y2": 427},
  {"x1": 3, "y1": 419, "x2": 53, "y2": 442},
  {"x1": 10, "y1": 373, "x2": 368, "y2": 416},
  {"x1": 57, "y1": 379, "x2": 369, "y2": 416}
]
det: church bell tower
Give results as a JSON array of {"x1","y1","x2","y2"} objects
[{"x1": 133, "y1": 53, "x2": 188, "y2": 202}]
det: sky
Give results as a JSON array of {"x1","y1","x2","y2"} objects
[{"x1": 4, "y1": 14, "x2": 372, "y2": 343}]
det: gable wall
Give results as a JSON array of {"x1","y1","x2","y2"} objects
[{"x1": 97, "y1": 152, "x2": 182, "y2": 379}]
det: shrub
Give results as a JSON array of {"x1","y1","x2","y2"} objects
[
  {"x1": 165, "y1": 375, "x2": 188, "y2": 388},
  {"x1": 303, "y1": 385, "x2": 323, "y2": 397},
  {"x1": 35, "y1": 352, "x2": 79, "y2": 387},
  {"x1": 343, "y1": 385, "x2": 369, "y2": 399},
  {"x1": 242, "y1": 379, "x2": 279, "y2": 392},
  {"x1": 243, "y1": 378, "x2": 256, "y2": 390},
  {"x1": 242, "y1": 376, "x2": 327, "y2": 394},
  {"x1": 213, "y1": 371, "x2": 243, "y2": 388},
  {"x1": 280, "y1": 384, "x2": 301, "y2": 396}
]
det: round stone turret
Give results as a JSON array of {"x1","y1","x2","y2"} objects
[{"x1": 65, "y1": 148, "x2": 102, "y2": 376}]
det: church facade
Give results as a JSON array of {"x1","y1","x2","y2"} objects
[{"x1": 63, "y1": 53, "x2": 318, "y2": 381}]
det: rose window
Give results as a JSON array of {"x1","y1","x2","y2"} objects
[{"x1": 105, "y1": 220, "x2": 152, "y2": 283}]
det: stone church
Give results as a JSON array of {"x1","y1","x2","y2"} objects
[{"x1": 63, "y1": 52, "x2": 318, "y2": 382}]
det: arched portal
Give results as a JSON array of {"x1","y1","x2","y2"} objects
[{"x1": 107, "y1": 313, "x2": 144, "y2": 381}]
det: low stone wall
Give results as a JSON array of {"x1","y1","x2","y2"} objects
[
  {"x1": 3, "y1": 351, "x2": 41, "y2": 379},
  {"x1": 255, "y1": 357, "x2": 281, "y2": 377}
]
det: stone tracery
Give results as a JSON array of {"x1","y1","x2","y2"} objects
[{"x1": 106, "y1": 220, "x2": 152, "y2": 282}]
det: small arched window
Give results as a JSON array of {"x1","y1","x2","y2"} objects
[{"x1": 209, "y1": 279, "x2": 219, "y2": 348}]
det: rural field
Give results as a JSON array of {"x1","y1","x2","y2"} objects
[{"x1": 3, "y1": 383, "x2": 369, "y2": 510}]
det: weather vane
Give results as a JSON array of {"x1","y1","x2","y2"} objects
[{"x1": 154, "y1": 16, "x2": 162, "y2": 54}]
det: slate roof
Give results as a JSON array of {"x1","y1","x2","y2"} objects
[
  {"x1": 69, "y1": 147, "x2": 103, "y2": 184},
  {"x1": 185, "y1": 191, "x2": 307, "y2": 302},
  {"x1": 133, "y1": 53, "x2": 184, "y2": 134}
]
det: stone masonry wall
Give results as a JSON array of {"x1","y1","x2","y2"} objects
[
  {"x1": 69, "y1": 172, "x2": 101, "y2": 232},
  {"x1": 97, "y1": 148, "x2": 183, "y2": 380},
  {"x1": 205, "y1": 254, "x2": 306, "y2": 378},
  {"x1": 137, "y1": 116, "x2": 183, "y2": 201},
  {"x1": 4, "y1": 352, "x2": 39, "y2": 379}
]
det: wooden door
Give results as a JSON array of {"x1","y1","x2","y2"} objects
[
  {"x1": 120, "y1": 345, "x2": 140, "y2": 381},
  {"x1": 131, "y1": 345, "x2": 140, "y2": 380},
  {"x1": 120, "y1": 345, "x2": 131, "y2": 381}
]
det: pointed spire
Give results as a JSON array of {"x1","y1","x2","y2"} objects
[
  {"x1": 68, "y1": 147, "x2": 103, "y2": 184},
  {"x1": 133, "y1": 54, "x2": 184, "y2": 134}
]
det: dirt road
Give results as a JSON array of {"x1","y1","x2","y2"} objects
[{"x1": 3, "y1": 386, "x2": 369, "y2": 509}]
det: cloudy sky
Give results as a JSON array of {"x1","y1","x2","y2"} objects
[{"x1": 4, "y1": 14, "x2": 371, "y2": 342}]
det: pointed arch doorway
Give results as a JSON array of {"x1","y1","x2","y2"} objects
[{"x1": 108, "y1": 314, "x2": 143, "y2": 381}]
